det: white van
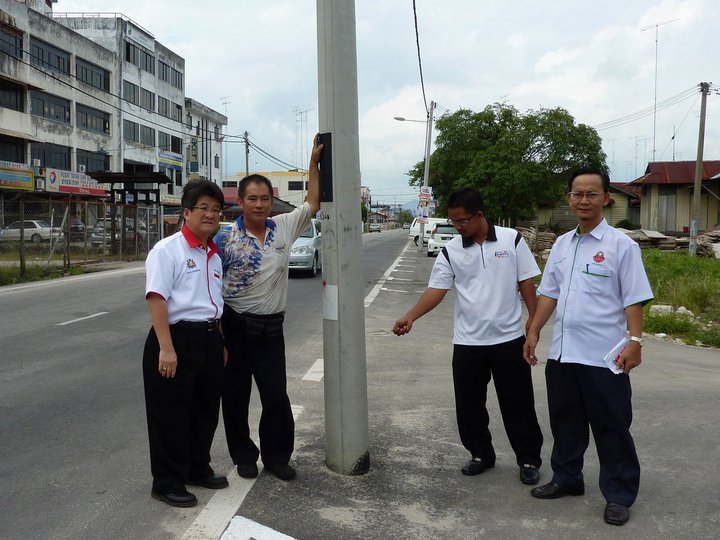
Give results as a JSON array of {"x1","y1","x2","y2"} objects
[{"x1": 408, "y1": 217, "x2": 449, "y2": 246}]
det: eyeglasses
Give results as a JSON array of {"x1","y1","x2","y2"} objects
[
  {"x1": 567, "y1": 191, "x2": 604, "y2": 200},
  {"x1": 192, "y1": 206, "x2": 223, "y2": 216},
  {"x1": 447, "y1": 214, "x2": 477, "y2": 227}
]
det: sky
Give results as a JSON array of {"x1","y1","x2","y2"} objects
[{"x1": 55, "y1": 0, "x2": 719, "y2": 206}]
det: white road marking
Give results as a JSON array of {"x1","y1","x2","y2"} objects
[
  {"x1": 391, "y1": 269, "x2": 414, "y2": 273},
  {"x1": 364, "y1": 245, "x2": 411, "y2": 308},
  {"x1": 387, "y1": 277, "x2": 412, "y2": 281},
  {"x1": 221, "y1": 516, "x2": 295, "y2": 540},
  {"x1": 183, "y1": 406, "x2": 304, "y2": 540},
  {"x1": 56, "y1": 312, "x2": 109, "y2": 326},
  {"x1": 301, "y1": 358, "x2": 324, "y2": 381},
  {"x1": 381, "y1": 287, "x2": 409, "y2": 294}
]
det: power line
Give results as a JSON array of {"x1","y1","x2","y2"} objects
[
  {"x1": 412, "y1": 0, "x2": 428, "y2": 115},
  {"x1": 592, "y1": 86, "x2": 697, "y2": 130}
]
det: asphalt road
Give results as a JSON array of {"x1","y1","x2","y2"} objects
[{"x1": 0, "y1": 228, "x2": 411, "y2": 540}]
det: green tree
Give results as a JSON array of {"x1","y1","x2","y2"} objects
[
  {"x1": 397, "y1": 209, "x2": 414, "y2": 225},
  {"x1": 361, "y1": 203, "x2": 368, "y2": 223},
  {"x1": 407, "y1": 103, "x2": 607, "y2": 223}
]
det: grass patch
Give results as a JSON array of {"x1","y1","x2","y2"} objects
[
  {"x1": 642, "y1": 249, "x2": 720, "y2": 348},
  {"x1": 0, "y1": 264, "x2": 84, "y2": 286}
]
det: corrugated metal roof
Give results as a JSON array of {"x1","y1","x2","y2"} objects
[{"x1": 630, "y1": 161, "x2": 720, "y2": 185}]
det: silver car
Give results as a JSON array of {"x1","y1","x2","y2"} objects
[
  {"x1": 1, "y1": 220, "x2": 63, "y2": 243},
  {"x1": 289, "y1": 219, "x2": 322, "y2": 277},
  {"x1": 427, "y1": 222, "x2": 460, "y2": 257}
]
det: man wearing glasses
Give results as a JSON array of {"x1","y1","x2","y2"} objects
[
  {"x1": 143, "y1": 179, "x2": 228, "y2": 507},
  {"x1": 393, "y1": 187, "x2": 544, "y2": 485},
  {"x1": 524, "y1": 167, "x2": 653, "y2": 526}
]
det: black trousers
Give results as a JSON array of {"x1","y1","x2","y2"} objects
[
  {"x1": 452, "y1": 337, "x2": 543, "y2": 467},
  {"x1": 222, "y1": 308, "x2": 294, "y2": 466},
  {"x1": 142, "y1": 323, "x2": 224, "y2": 494},
  {"x1": 546, "y1": 360, "x2": 640, "y2": 507}
]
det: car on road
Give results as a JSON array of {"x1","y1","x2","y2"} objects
[
  {"x1": 368, "y1": 223, "x2": 382, "y2": 233},
  {"x1": 1, "y1": 220, "x2": 63, "y2": 243},
  {"x1": 289, "y1": 218, "x2": 322, "y2": 277},
  {"x1": 427, "y1": 221, "x2": 460, "y2": 257},
  {"x1": 402, "y1": 222, "x2": 410, "y2": 229},
  {"x1": 408, "y1": 217, "x2": 448, "y2": 246}
]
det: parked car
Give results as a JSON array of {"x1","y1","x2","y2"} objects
[
  {"x1": 408, "y1": 217, "x2": 448, "y2": 245},
  {"x1": 427, "y1": 221, "x2": 460, "y2": 257},
  {"x1": 1, "y1": 220, "x2": 63, "y2": 243},
  {"x1": 289, "y1": 218, "x2": 322, "y2": 277},
  {"x1": 68, "y1": 216, "x2": 86, "y2": 242},
  {"x1": 368, "y1": 223, "x2": 382, "y2": 233},
  {"x1": 402, "y1": 222, "x2": 410, "y2": 229}
]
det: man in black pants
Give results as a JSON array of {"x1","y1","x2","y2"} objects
[
  {"x1": 393, "y1": 188, "x2": 544, "y2": 484},
  {"x1": 143, "y1": 180, "x2": 228, "y2": 507},
  {"x1": 215, "y1": 136, "x2": 323, "y2": 481}
]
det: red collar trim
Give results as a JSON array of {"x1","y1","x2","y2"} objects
[{"x1": 181, "y1": 224, "x2": 219, "y2": 257}]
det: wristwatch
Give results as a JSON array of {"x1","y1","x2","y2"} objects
[{"x1": 629, "y1": 336, "x2": 643, "y2": 347}]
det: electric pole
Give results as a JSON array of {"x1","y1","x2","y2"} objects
[
  {"x1": 689, "y1": 82, "x2": 710, "y2": 257},
  {"x1": 244, "y1": 131, "x2": 250, "y2": 177},
  {"x1": 317, "y1": 0, "x2": 369, "y2": 475}
]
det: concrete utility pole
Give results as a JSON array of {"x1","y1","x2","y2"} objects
[
  {"x1": 417, "y1": 100, "x2": 436, "y2": 253},
  {"x1": 244, "y1": 131, "x2": 250, "y2": 176},
  {"x1": 689, "y1": 82, "x2": 710, "y2": 257},
  {"x1": 316, "y1": 0, "x2": 369, "y2": 475}
]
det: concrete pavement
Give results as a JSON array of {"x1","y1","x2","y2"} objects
[{"x1": 218, "y1": 243, "x2": 720, "y2": 540}]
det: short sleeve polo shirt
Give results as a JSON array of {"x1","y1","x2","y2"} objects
[
  {"x1": 538, "y1": 218, "x2": 654, "y2": 368},
  {"x1": 428, "y1": 224, "x2": 541, "y2": 346},
  {"x1": 145, "y1": 225, "x2": 223, "y2": 324},
  {"x1": 214, "y1": 202, "x2": 313, "y2": 315}
]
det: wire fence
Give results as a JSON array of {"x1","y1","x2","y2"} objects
[{"x1": 0, "y1": 193, "x2": 178, "y2": 277}]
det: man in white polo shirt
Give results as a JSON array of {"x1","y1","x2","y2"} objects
[
  {"x1": 524, "y1": 167, "x2": 653, "y2": 526},
  {"x1": 143, "y1": 179, "x2": 228, "y2": 508},
  {"x1": 393, "y1": 187, "x2": 544, "y2": 485}
]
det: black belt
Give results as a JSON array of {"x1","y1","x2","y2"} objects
[{"x1": 172, "y1": 319, "x2": 220, "y2": 332}]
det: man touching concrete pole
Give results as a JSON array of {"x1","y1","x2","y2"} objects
[{"x1": 316, "y1": 0, "x2": 370, "y2": 475}]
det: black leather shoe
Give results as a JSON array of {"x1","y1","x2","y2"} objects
[
  {"x1": 520, "y1": 464, "x2": 540, "y2": 485},
  {"x1": 461, "y1": 457, "x2": 495, "y2": 476},
  {"x1": 236, "y1": 463, "x2": 259, "y2": 479},
  {"x1": 187, "y1": 473, "x2": 229, "y2": 489},
  {"x1": 531, "y1": 481, "x2": 584, "y2": 499},
  {"x1": 264, "y1": 463, "x2": 296, "y2": 480},
  {"x1": 151, "y1": 488, "x2": 197, "y2": 508},
  {"x1": 604, "y1": 502, "x2": 630, "y2": 525}
]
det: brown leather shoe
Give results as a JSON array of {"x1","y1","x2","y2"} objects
[
  {"x1": 604, "y1": 502, "x2": 630, "y2": 525},
  {"x1": 531, "y1": 481, "x2": 584, "y2": 499}
]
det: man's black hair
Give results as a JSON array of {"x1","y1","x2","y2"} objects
[
  {"x1": 447, "y1": 187, "x2": 485, "y2": 214},
  {"x1": 568, "y1": 167, "x2": 610, "y2": 192},
  {"x1": 181, "y1": 179, "x2": 224, "y2": 210},
  {"x1": 238, "y1": 174, "x2": 274, "y2": 199}
]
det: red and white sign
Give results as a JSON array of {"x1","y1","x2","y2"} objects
[{"x1": 46, "y1": 168, "x2": 108, "y2": 196}]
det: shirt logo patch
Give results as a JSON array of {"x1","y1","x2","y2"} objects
[
  {"x1": 187, "y1": 258, "x2": 197, "y2": 269},
  {"x1": 494, "y1": 250, "x2": 510, "y2": 259},
  {"x1": 593, "y1": 251, "x2": 605, "y2": 263},
  {"x1": 213, "y1": 270, "x2": 221, "y2": 279}
]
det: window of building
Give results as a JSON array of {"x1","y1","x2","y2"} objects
[
  {"x1": 140, "y1": 88, "x2": 155, "y2": 111},
  {"x1": 123, "y1": 80, "x2": 139, "y2": 105},
  {"x1": 171, "y1": 136, "x2": 182, "y2": 154},
  {"x1": 0, "y1": 78, "x2": 24, "y2": 112},
  {"x1": 140, "y1": 125, "x2": 155, "y2": 147},
  {"x1": 76, "y1": 104, "x2": 110, "y2": 134},
  {"x1": 29, "y1": 37, "x2": 69, "y2": 75},
  {"x1": 31, "y1": 142, "x2": 70, "y2": 170},
  {"x1": 214, "y1": 154, "x2": 220, "y2": 169},
  {"x1": 30, "y1": 90, "x2": 70, "y2": 123},
  {"x1": 76, "y1": 149, "x2": 109, "y2": 173},
  {"x1": 124, "y1": 41, "x2": 155, "y2": 74},
  {"x1": 123, "y1": 119, "x2": 139, "y2": 143},
  {"x1": 158, "y1": 131, "x2": 171, "y2": 151},
  {"x1": 172, "y1": 103, "x2": 183, "y2": 122},
  {"x1": 0, "y1": 135, "x2": 24, "y2": 163},
  {"x1": 76, "y1": 58, "x2": 110, "y2": 92},
  {"x1": 222, "y1": 181, "x2": 237, "y2": 188},
  {"x1": 0, "y1": 25, "x2": 23, "y2": 59},
  {"x1": 158, "y1": 96, "x2": 170, "y2": 118},
  {"x1": 288, "y1": 180, "x2": 308, "y2": 191},
  {"x1": 158, "y1": 61, "x2": 183, "y2": 90}
]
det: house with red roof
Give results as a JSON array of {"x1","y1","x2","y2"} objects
[{"x1": 630, "y1": 161, "x2": 720, "y2": 234}]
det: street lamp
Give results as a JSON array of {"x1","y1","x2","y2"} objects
[{"x1": 394, "y1": 100, "x2": 435, "y2": 252}]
